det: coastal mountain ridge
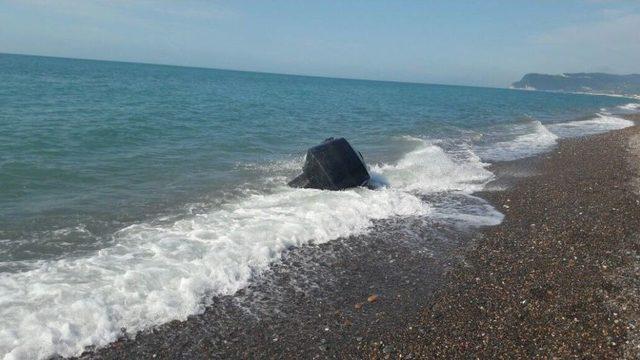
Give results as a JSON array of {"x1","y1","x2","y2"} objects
[{"x1": 512, "y1": 73, "x2": 640, "y2": 97}]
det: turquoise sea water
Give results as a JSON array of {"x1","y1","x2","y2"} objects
[{"x1": 0, "y1": 53, "x2": 638, "y2": 359}]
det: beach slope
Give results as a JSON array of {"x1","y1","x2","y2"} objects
[
  {"x1": 377, "y1": 116, "x2": 640, "y2": 358},
  {"x1": 78, "y1": 117, "x2": 640, "y2": 359}
]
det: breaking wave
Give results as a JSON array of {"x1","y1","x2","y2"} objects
[
  {"x1": 618, "y1": 103, "x2": 640, "y2": 111},
  {"x1": 372, "y1": 136, "x2": 494, "y2": 193},
  {"x1": 476, "y1": 121, "x2": 559, "y2": 161},
  {"x1": 1, "y1": 108, "x2": 632, "y2": 359},
  {"x1": 476, "y1": 114, "x2": 634, "y2": 161},
  {"x1": 0, "y1": 138, "x2": 501, "y2": 360},
  {"x1": 548, "y1": 114, "x2": 634, "y2": 138}
]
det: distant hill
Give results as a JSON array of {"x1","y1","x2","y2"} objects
[{"x1": 511, "y1": 73, "x2": 640, "y2": 97}]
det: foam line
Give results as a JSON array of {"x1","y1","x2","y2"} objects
[
  {"x1": 1, "y1": 139, "x2": 500, "y2": 359},
  {"x1": 548, "y1": 114, "x2": 634, "y2": 138}
]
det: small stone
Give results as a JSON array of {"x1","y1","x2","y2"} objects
[
  {"x1": 368, "y1": 294, "x2": 379, "y2": 303},
  {"x1": 355, "y1": 302, "x2": 364, "y2": 309},
  {"x1": 383, "y1": 345, "x2": 395, "y2": 353},
  {"x1": 356, "y1": 336, "x2": 363, "y2": 342}
]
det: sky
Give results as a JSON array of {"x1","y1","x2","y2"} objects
[{"x1": 0, "y1": 0, "x2": 639, "y2": 87}]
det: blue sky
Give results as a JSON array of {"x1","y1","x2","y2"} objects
[{"x1": 1, "y1": 0, "x2": 639, "y2": 87}]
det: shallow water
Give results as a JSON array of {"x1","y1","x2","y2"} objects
[{"x1": 0, "y1": 53, "x2": 637, "y2": 359}]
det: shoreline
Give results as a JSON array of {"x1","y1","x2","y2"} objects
[
  {"x1": 77, "y1": 116, "x2": 640, "y2": 359},
  {"x1": 373, "y1": 115, "x2": 640, "y2": 358},
  {"x1": 508, "y1": 86, "x2": 640, "y2": 101}
]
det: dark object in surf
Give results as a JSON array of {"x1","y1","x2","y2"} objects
[{"x1": 288, "y1": 137, "x2": 370, "y2": 190}]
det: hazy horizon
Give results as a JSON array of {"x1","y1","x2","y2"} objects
[
  {"x1": 0, "y1": 51, "x2": 530, "y2": 89},
  {"x1": 1, "y1": 0, "x2": 639, "y2": 87}
]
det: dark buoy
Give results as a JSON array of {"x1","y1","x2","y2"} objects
[{"x1": 288, "y1": 137, "x2": 370, "y2": 190}]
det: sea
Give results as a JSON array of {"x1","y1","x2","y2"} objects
[{"x1": 1, "y1": 53, "x2": 638, "y2": 359}]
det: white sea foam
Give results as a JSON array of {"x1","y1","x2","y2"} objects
[
  {"x1": 372, "y1": 137, "x2": 502, "y2": 227},
  {"x1": 2, "y1": 109, "x2": 632, "y2": 358},
  {"x1": 428, "y1": 193, "x2": 504, "y2": 227},
  {"x1": 618, "y1": 103, "x2": 640, "y2": 111},
  {"x1": 548, "y1": 114, "x2": 634, "y2": 138},
  {"x1": 477, "y1": 114, "x2": 635, "y2": 162},
  {"x1": 477, "y1": 121, "x2": 559, "y2": 161},
  {"x1": 0, "y1": 138, "x2": 499, "y2": 360},
  {"x1": 372, "y1": 137, "x2": 494, "y2": 193}
]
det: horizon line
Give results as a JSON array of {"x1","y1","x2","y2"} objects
[{"x1": 0, "y1": 51, "x2": 510, "y2": 90}]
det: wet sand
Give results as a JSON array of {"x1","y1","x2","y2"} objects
[{"x1": 77, "y1": 116, "x2": 640, "y2": 359}]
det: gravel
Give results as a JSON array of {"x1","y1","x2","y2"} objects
[
  {"x1": 75, "y1": 116, "x2": 640, "y2": 359},
  {"x1": 371, "y1": 116, "x2": 640, "y2": 359}
]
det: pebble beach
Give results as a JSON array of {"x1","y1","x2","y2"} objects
[
  {"x1": 74, "y1": 116, "x2": 640, "y2": 359},
  {"x1": 373, "y1": 115, "x2": 640, "y2": 359}
]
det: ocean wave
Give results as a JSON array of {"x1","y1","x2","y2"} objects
[
  {"x1": 476, "y1": 113, "x2": 634, "y2": 162},
  {"x1": 0, "y1": 189, "x2": 429, "y2": 359},
  {"x1": 618, "y1": 102, "x2": 640, "y2": 111},
  {"x1": 476, "y1": 121, "x2": 559, "y2": 161},
  {"x1": 236, "y1": 156, "x2": 305, "y2": 174},
  {"x1": 0, "y1": 138, "x2": 500, "y2": 360},
  {"x1": 372, "y1": 137, "x2": 494, "y2": 193},
  {"x1": 547, "y1": 114, "x2": 634, "y2": 138}
]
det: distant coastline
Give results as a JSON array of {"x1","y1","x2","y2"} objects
[{"x1": 511, "y1": 72, "x2": 640, "y2": 99}]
